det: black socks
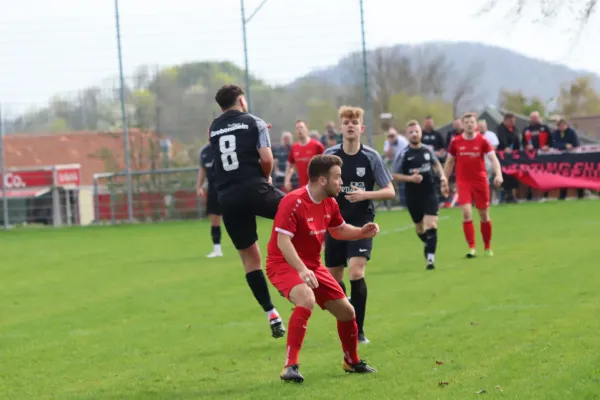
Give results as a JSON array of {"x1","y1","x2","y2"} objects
[
  {"x1": 245, "y1": 270, "x2": 274, "y2": 312},
  {"x1": 350, "y1": 278, "x2": 368, "y2": 335},
  {"x1": 211, "y1": 226, "x2": 221, "y2": 245}
]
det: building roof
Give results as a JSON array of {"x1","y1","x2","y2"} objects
[{"x1": 4, "y1": 129, "x2": 176, "y2": 185}]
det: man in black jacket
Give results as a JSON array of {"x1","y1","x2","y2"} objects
[
  {"x1": 445, "y1": 118, "x2": 464, "y2": 149},
  {"x1": 553, "y1": 119, "x2": 584, "y2": 200},
  {"x1": 496, "y1": 113, "x2": 521, "y2": 202}
]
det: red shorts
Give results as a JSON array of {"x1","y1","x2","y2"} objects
[
  {"x1": 457, "y1": 181, "x2": 490, "y2": 209},
  {"x1": 266, "y1": 263, "x2": 346, "y2": 309}
]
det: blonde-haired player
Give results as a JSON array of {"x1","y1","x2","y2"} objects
[{"x1": 323, "y1": 106, "x2": 395, "y2": 344}]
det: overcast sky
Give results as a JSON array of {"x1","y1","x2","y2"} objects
[{"x1": 1, "y1": 0, "x2": 598, "y2": 115}]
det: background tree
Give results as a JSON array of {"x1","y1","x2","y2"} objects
[
  {"x1": 499, "y1": 89, "x2": 548, "y2": 116},
  {"x1": 557, "y1": 75, "x2": 600, "y2": 118}
]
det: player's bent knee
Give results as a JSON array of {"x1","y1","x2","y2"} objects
[
  {"x1": 348, "y1": 258, "x2": 367, "y2": 280},
  {"x1": 324, "y1": 298, "x2": 355, "y2": 322},
  {"x1": 289, "y1": 284, "x2": 316, "y2": 310},
  {"x1": 423, "y1": 216, "x2": 437, "y2": 230},
  {"x1": 478, "y1": 208, "x2": 490, "y2": 222},
  {"x1": 239, "y1": 243, "x2": 262, "y2": 273},
  {"x1": 415, "y1": 221, "x2": 425, "y2": 234}
]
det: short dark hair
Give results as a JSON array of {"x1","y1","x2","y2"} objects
[
  {"x1": 424, "y1": 115, "x2": 433, "y2": 120},
  {"x1": 215, "y1": 84, "x2": 244, "y2": 109},
  {"x1": 504, "y1": 112, "x2": 515, "y2": 120},
  {"x1": 308, "y1": 155, "x2": 343, "y2": 182},
  {"x1": 558, "y1": 118, "x2": 568, "y2": 125}
]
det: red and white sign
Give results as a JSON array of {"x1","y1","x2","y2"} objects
[
  {"x1": 56, "y1": 167, "x2": 81, "y2": 187},
  {"x1": 0, "y1": 165, "x2": 81, "y2": 189}
]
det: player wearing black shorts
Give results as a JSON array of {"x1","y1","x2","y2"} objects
[
  {"x1": 209, "y1": 84, "x2": 285, "y2": 339},
  {"x1": 324, "y1": 106, "x2": 395, "y2": 345},
  {"x1": 197, "y1": 140, "x2": 224, "y2": 258},
  {"x1": 392, "y1": 120, "x2": 449, "y2": 270}
]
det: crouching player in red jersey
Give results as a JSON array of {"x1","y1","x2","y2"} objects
[
  {"x1": 266, "y1": 154, "x2": 378, "y2": 383},
  {"x1": 443, "y1": 112, "x2": 503, "y2": 258}
]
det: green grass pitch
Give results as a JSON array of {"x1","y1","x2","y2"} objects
[{"x1": 1, "y1": 200, "x2": 600, "y2": 399}]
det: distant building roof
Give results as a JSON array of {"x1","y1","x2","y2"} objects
[{"x1": 4, "y1": 129, "x2": 178, "y2": 185}]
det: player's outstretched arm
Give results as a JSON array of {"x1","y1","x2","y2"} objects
[
  {"x1": 329, "y1": 222, "x2": 379, "y2": 241},
  {"x1": 443, "y1": 155, "x2": 455, "y2": 180},
  {"x1": 486, "y1": 151, "x2": 504, "y2": 187},
  {"x1": 196, "y1": 166, "x2": 206, "y2": 196},
  {"x1": 258, "y1": 147, "x2": 274, "y2": 179}
]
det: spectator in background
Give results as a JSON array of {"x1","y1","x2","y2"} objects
[
  {"x1": 384, "y1": 128, "x2": 409, "y2": 207},
  {"x1": 383, "y1": 127, "x2": 408, "y2": 162},
  {"x1": 272, "y1": 131, "x2": 293, "y2": 187},
  {"x1": 478, "y1": 120, "x2": 499, "y2": 148},
  {"x1": 523, "y1": 111, "x2": 553, "y2": 151},
  {"x1": 421, "y1": 116, "x2": 446, "y2": 160},
  {"x1": 309, "y1": 130, "x2": 321, "y2": 141},
  {"x1": 553, "y1": 118, "x2": 584, "y2": 200},
  {"x1": 496, "y1": 113, "x2": 521, "y2": 203},
  {"x1": 421, "y1": 116, "x2": 448, "y2": 204},
  {"x1": 479, "y1": 119, "x2": 500, "y2": 205},
  {"x1": 523, "y1": 111, "x2": 553, "y2": 201},
  {"x1": 321, "y1": 121, "x2": 342, "y2": 148},
  {"x1": 445, "y1": 118, "x2": 464, "y2": 148}
]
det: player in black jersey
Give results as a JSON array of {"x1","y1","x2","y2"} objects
[
  {"x1": 197, "y1": 136, "x2": 224, "y2": 258},
  {"x1": 324, "y1": 106, "x2": 395, "y2": 344},
  {"x1": 392, "y1": 120, "x2": 449, "y2": 270},
  {"x1": 209, "y1": 84, "x2": 285, "y2": 339}
]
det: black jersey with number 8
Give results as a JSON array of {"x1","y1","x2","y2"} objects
[{"x1": 209, "y1": 110, "x2": 271, "y2": 192}]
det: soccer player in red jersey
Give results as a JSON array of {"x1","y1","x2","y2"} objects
[
  {"x1": 284, "y1": 120, "x2": 325, "y2": 191},
  {"x1": 443, "y1": 112, "x2": 503, "y2": 258},
  {"x1": 267, "y1": 154, "x2": 378, "y2": 383}
]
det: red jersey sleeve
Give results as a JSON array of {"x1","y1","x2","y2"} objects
[
  {"x1": 327, "y1": 199, "x2": 345, "y2": 229},
  {"x1": 448, "y1": 139, "x2": 457, "y2": 157},
  {"x1": 481, "y1": 136, "x2": 493, "y2": 155},
  {"x1": 287, "y1": 145, "x2": 295, "y2": 164},
  {"x1": 315, "y1": 140, "x2": 325, "y2": 155},
  {"x1": 274, "y1": 196, "x2": 301, "y2": 237}
]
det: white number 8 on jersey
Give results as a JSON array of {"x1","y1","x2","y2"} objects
[{"x1": 219, "y1": 134, "x2": 240, "y2": 171}]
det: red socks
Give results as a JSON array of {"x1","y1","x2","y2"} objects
[
  {"x1": 337, "y1": 318, "x2": 360, "y2": 365},
  {"x1": 285, "y1": 306, "x2": 312, "y2": 367},
  {"x1": 481, "y1": 220, "x2": 492, "y2": 250},
  {"x1": 462, "y1": 220, "x2": 475, "y2": 249}
]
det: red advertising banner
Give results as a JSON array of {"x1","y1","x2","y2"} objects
[{"x1": 0, "y1": 165, "x2": 81, "y2": 189}]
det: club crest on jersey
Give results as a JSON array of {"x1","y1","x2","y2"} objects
[
  {"x1": 424, "y1": 153, "x2": 430, "y2": 160},
  {"x1": 356, "y1": 167, "x2": 366, "y2": 177}
]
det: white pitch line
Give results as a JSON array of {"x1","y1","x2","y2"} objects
[{"x1": 378, "y1": 216, "x2": 451, "y2": 236}]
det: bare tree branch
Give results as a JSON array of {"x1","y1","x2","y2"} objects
[{"x1": 478, "y1": 0, "x2": 597, "y2": 25}]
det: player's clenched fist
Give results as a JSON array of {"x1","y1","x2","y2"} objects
[
  {"x1": 360, "y1": 222, "x2": 380, "y2": 239},
  {"x1": 493, "y1": 175, "x2": 503, "y2": 187},
  {"x1": 299, "y1": 268, "x2": 319, "y2": 289},
  {"x1": 411, "y1": 171, "x2": 423, "y2": 184}
]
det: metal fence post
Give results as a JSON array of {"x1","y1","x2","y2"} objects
[
  {"x1": 359, "y1": 0, "x2": 373, "y2": 147},
  {"x1": 114, "y1": 0, "x2": 134, "y2": 223},
  {"x1": 0, "y1": 103, "x2": 9, "y2": 230},
  {"x1": 93, "y1": 177, "x2": 100, "y2": 224}
]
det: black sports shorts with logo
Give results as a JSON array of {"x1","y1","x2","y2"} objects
[
  {"x1": 324, "y1": 214, "x2": 374, "y2": 267},
  {"x1": 406, "y1": 192, "x2": 439, "y2": 224},
  {"x1": 218, "y1": 179, "x2": 285, "y2": 250}
]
